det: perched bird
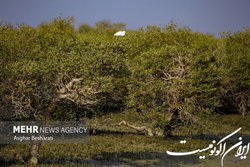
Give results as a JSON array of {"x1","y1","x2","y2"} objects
[{"x1": 114, "y1": 31, "x2": 126, "y2": 36}]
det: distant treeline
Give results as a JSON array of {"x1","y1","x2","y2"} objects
[
  {"x1": 0, "y1": 17, "x2": 249, "y2": 129},
  {"x1": 78, "y1": 19, "x2": 126, "y2": 35}
]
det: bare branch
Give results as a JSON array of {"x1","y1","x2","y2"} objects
[{"x1": 118, "y1": 120, "x2": 154, "y2": 136}]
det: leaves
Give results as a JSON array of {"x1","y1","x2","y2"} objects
[{"x1": 0, "y1": 17, "x2": 249, "y2": 123}]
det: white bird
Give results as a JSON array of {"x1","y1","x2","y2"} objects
[{"x1": 114, "y1": 31, "x2": 126, "y2": 36}]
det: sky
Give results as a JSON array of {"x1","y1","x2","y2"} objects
[{"x1": 0, "y1": 0, "x2": 250, "y2": 35}]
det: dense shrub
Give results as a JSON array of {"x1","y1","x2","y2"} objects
[
  {"x1": 218, "y1": 28, "x2": 250, "y2": 115},
  {"x1": 0, "y1": 17, "x2": 249, "y2": 129},
  {"x1": 0, "y1": 17, "x2": 128, "y2": 120},
  {"x1": 123, "y1": 25, "x2": 222, "y2": 130}
]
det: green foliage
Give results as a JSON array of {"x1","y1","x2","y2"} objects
[
  {"x1": 77, "y1": 19, "x2": 126, "y2": 36},
  {"x1": 0, "y1": 17, "x2": 128, "y2": 120},
  {"x1": 78, "y1": 23, "x2": 93, "y2": 34},
  {"x1": 0, "y1": 17, "x2": 249, "y2": 129},
  {"x1": 94, "y1": 19, "x2": 126, "y2": 35},
  {"x1": 217, "y1": 28, "x2": 250, "y2": 115},
  {"x1": 122, "y1": 24, "x2": 222, "y2": 128}
]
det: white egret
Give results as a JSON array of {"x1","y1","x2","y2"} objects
[{"x1": 114, "y1": 31, "x2": 126, "y2": 36}]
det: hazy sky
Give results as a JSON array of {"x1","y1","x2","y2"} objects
[{"x1": 0, "y1": 0, "x2": 249, "y2": 35}]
